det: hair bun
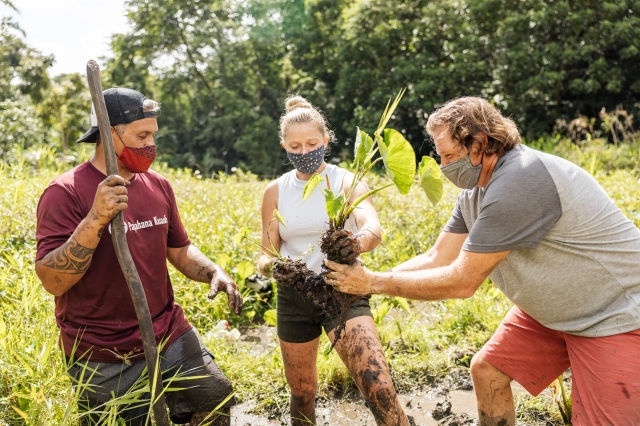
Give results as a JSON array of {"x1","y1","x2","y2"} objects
[{"x1": 285, "y1": 95, "x2": 313, "y2": 113}]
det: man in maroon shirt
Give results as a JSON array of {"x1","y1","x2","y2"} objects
[{"x1": 35, "y1": 88, "x2": 242, "y2": 426}]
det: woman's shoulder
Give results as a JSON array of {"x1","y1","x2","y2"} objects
[{"x1": 264, "y1": 177, "x2": 281, "y2": 194}]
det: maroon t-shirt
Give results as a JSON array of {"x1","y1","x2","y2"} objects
[{"x1": 36, "y1": 161, "x2": 193, "y2": 362}]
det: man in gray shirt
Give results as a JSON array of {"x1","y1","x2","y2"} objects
[{"x1": 325, "y1": 97, "x2": 640, "y2": 426}]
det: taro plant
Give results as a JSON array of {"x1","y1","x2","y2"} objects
[
  {"x1": 301, "y1": 89, "x2": 444, "y2": 347},
  {"x1": 303, "y1": 89, "x2": 443, "y2": 231},
  {"x1": 235, "y1": 211, "x2": 341, "y2": 325}
]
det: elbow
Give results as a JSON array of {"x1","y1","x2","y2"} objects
[
  {"x1": 456, "y1": 281, "x2": 480, "y2": 299},
  {"x1": 44, "y1": 285, "x2": 65, "y2": 297},
  {"x1": 35, "y1": 263, "x2": 65, "y2": 297}
]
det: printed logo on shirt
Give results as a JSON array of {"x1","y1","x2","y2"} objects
[
  {"x1": 108, "y1": 222, "x2": 128, "y2": 235},
  {"x1": 108, "y1": 215, "x2": 168, "y2": 234}
]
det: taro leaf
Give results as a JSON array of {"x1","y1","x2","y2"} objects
[
  {"x1": 353, "y1": 127, "x2": 374, "y2": 168},
  {"x1": 381, "y1": 129, "x2": 416, "y2": 195},
  {"x1": 302, "y1": 173, "x2": 324, "y2": 201},
  {"x1": 263, "y1": 309, "x2": 277, "y2": 327},
  {"x1": 419, "y1": 156, "x2": 444, "y2": 205},
  {"x1": 273, "y1": 209, "x2": 288, "y2": 229},
  {"x1": 322, "y1": 189, "x2": 346, "y2": 220},
  {"x1": 234, "y1": 227, "x2": 252, "y2": 246}
]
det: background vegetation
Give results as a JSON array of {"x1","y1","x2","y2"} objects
[
  {"x1": 1, "y1": 135, "x2": 640, "y2": 424},
  {"x1": 1, "y1": 0, "x2": 639, "y2": 176},
  {"x1": 2, "y1": 0, "x2": 640, "y2": 424}
]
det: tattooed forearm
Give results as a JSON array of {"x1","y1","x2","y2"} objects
[{"x1": 41, "y1": 237, "x2": 96, "y2": 274}]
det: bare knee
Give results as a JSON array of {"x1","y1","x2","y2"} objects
[{"x1": 470, "y1": 353, "x2": 512, "y2": 388}]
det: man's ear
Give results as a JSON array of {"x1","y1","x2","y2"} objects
[
  {"x1": 480, "y1": 132, "x2": 489, "y2": 147},
  {"x1": 324, "y1": 134, "x2": 330, "y2": 147},
  {"x1": 280, "y1": 141, "x2": 286, "y2": 149}
]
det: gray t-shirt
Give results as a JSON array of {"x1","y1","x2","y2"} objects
[{"x1": 444, "y1": 144, "x2": 640, "y2": 337}]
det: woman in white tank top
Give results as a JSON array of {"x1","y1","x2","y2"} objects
[{"x1": 258, "y1": 96, "x2": 409, "y2": 426}]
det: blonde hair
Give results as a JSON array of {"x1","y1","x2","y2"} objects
[
  {"x1": 279, "y1": 95, "x2": 334, "y2": 143},
  {"x1": 426, "y1": 97, "x2": 520, "y2": 156}
]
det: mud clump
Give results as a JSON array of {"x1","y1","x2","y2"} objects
[
  {"x1": 433, "y1": 401, "x2": 478, "y2": 425},
  {"x1": 319, "y1": 228, "x2": 363, "y2": 347},
  {"x1": 320, "y1": 228, "x2": 360, "y2": 265},
  {"x1": 273, "y1": 228, "x2": 362, "y2": 351},
  {"x1": 432, "y1": 401, "x2": 453, "y2": 420},
  {"x1": 273, "y1": 259, "x2": 339, "y2": 314}
]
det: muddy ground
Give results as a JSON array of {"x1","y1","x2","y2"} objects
[{"x1": 223, "y1": 324, "x2": 561, "y2": 426}]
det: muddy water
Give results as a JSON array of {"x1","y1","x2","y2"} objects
[
  {"x1": 229, "y1": 322, "x2": 530, "y2": 425},
  {"x1": 231, "y1": 384, "x2": 524, "y2": 425}
]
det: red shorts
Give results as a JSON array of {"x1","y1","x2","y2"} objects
[{"x1": 478, "y1": 306, "x2": 640, "y2": 425}]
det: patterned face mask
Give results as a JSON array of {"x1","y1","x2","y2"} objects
[{"x1": 286, "y1": 145, "x2": 325, "y2": 175}]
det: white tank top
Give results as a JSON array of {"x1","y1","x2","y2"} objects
[{"x1": 277, "y1": 164, "x2": 359, "y2": 274}]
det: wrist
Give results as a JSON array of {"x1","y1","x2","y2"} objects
[
  {"x1": 88, "y1": 208, "x2": 111, "y2": 228},
  {"x1": 366, "y1": 269, "x2": 381, "y2": 294}
]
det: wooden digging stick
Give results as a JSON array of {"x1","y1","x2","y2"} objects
[{"x1": 85, "y1": 60, "x2": 169, "y2": 426}]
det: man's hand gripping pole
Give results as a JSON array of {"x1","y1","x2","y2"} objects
[{"x1": 85, "y1": 60, "x2": 169, "y2": 426}]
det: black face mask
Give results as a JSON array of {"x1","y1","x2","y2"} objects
[{"x1": 286, "y1": 145, "x2": 325, "y2": 175}]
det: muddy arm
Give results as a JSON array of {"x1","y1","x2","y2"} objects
[
  {"x1": 167, "y1": 245, "x2": 243, "y2": 315},
  {"x1": 325, "y1": 249, "x2": 510, "y2": 299}
]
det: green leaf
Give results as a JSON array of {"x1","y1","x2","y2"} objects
[
  {"x1": 419, "y1": 156, "x2": 444, "y2": 205},
  {"x1": 233, "y1": 227, "x2": 252, "y2": 246},
  {"x1": 236, "y1": 260, "x2": 255, "y2": 282},
  {"x1": 215, "y1": 253, "x2": 231, "y2": 270},
  {"x1": 372, "y1": 301, "x2": 390, "y2": 324},
  {"x1": 395, "y1": 297, "x2": 411, "y2": 312},
  {"x1": 302, "y1": 174, "x2": 324, "y2": 200},
  {"x1": 323, "y1": 189, "x2": 346, "y2": 220},
  {"x1": 12, "y1": 405, "x2": 29, "y2": 421},
  {"x1": 381, "y1": 129, "x2": 416, "y2": 195},
  {"x1": 376, "y1": 88, "x2": 406, "y2": 134},
  {"x1": 273, "y1": 209, "x2": 288, "y2": 229},
  {"x1": 263, "y1": 309, "x2": 277, "y2": 327},
  {"x1": 353, "y1": 127, "x2": 374, "y2": 168}
]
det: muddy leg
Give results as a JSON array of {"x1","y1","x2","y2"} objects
[
  {"x1": 329, "y1": 316, "x2": 409, "y2": 426},
  {"x1": 280, "y1": 338, "x2": 320, "y2": 425},
  {"x1": 189, "y1": 407, "x2": 230, "y2": 426},
  {"x1": 470, "y1": 353, "x2": 515, "y2": 426}
]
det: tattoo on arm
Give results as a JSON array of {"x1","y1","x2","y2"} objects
[{"x1": 41, "y1": 237, "x2": 96, "y2": 274}]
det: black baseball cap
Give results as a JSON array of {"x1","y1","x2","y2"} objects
[{"x1": 77, "y1": 87, "x2": 158, "y2": 143}]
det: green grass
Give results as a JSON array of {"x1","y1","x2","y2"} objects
[{"x1": 1, "y1": 138, "x2": 639, "y2": 424}]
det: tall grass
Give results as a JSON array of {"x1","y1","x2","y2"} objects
[{"x1": 1, "y1": 138, "x2": 639, "y2": 424}]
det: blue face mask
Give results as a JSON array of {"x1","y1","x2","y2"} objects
[{"x1": 287, "y1": 145, "x2": 325, "y2": 175}]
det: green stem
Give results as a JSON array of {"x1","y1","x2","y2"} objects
[
  {"x1": 244, "y1": 235, "x2": 283, "y2": 260},
  {"x1": 344, "y1": 183, "x2": 394, "y2": 218}
]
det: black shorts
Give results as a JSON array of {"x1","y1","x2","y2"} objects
[
  {"x1": 276, "y1": 283, "x2": 373, "y2": 343},
  {"x1": 67, "y1": 327, "x2": 235, "y2": 425}
]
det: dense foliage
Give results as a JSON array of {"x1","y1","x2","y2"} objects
[
  {"x1": 2, "y1": 1, "x2": 639, "y2": 176},
  {"x1": 1, "y1": 138, "x2": 640, "y2": 423}
]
